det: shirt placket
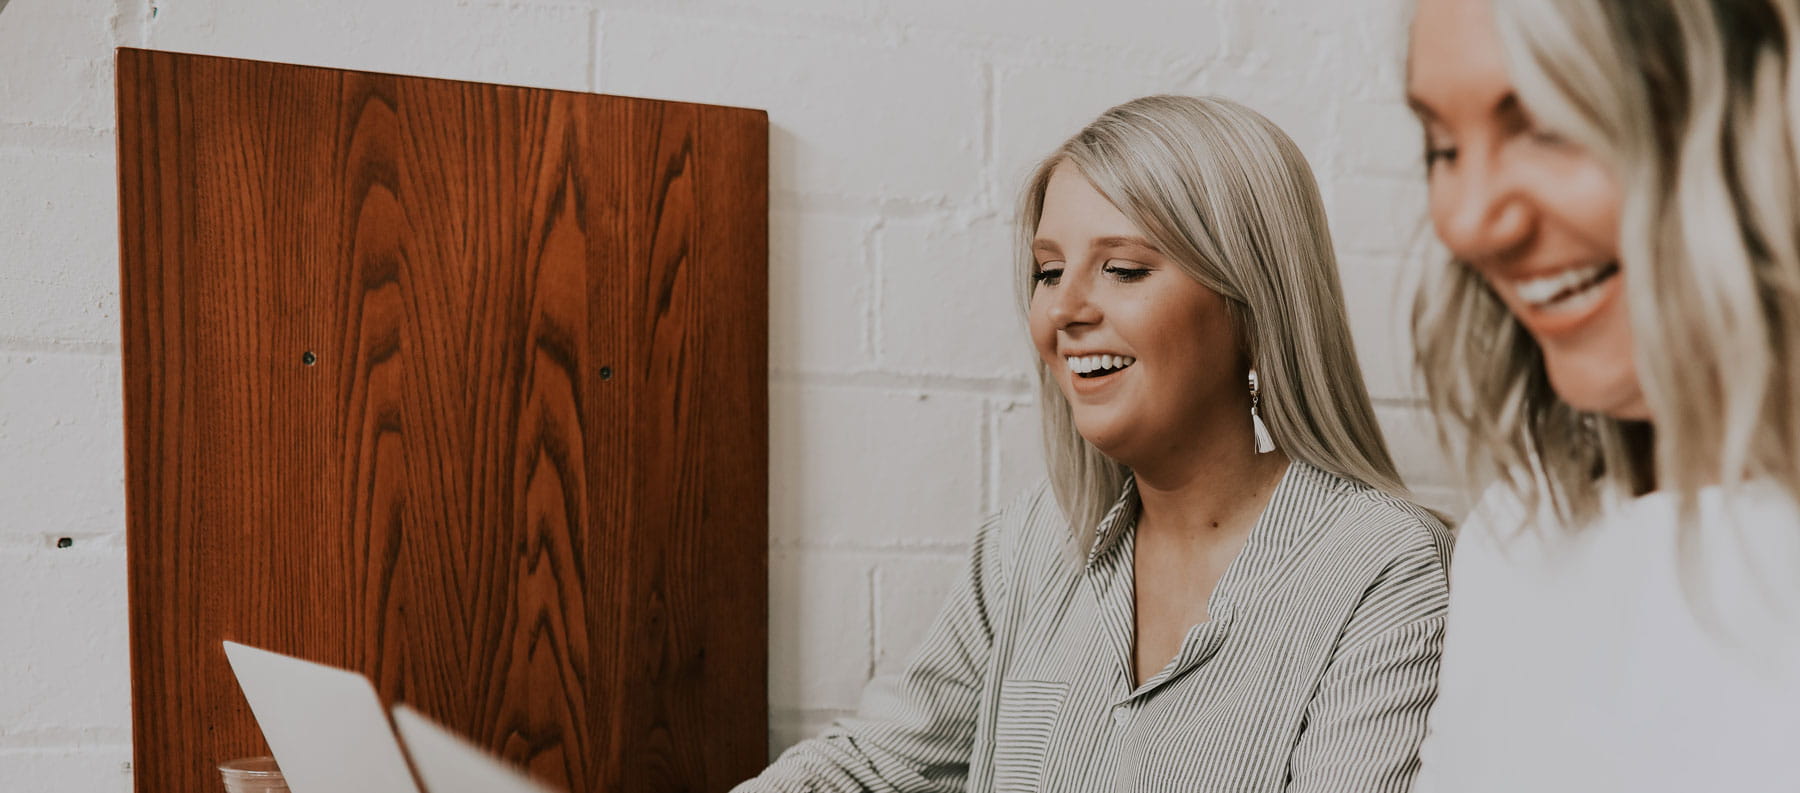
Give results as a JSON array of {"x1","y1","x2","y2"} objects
[
  {"x1": 1082, "y1": 530, "x2": 1140, "y2": 792},
  {"x1": 1086, "y1": 507, "x2": 1243, "y2": 792}
]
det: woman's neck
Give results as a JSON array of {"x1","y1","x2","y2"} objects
[{"x1": 1130, "y1": 424, "x2": 1292, "y2": 541}]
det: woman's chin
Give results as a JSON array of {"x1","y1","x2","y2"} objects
[
  {"x1": 1545, "y1": 356, "x2": 1650, "y2": 422},
  {"x1": 1072, "y1": 417, "x2": 1135, "y2": 462}
]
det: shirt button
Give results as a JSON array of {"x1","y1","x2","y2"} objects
[{"x1": 1111, "y1": 706, "x2": 1129, "y2": 726}]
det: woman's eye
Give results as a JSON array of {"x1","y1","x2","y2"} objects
[
  {"x1": 1526, "y1": 127, "x2": 1572, "y2": 149},
  {"x1": 1032, "y1": 267, "x2": 1064, "y2": 285},
  {"x1": 1420, "y1": 126, "x2": 1458, "y2": 168},
  {"x1": 1102, "y1": 262, "x2": 1150, "y2": 281}
]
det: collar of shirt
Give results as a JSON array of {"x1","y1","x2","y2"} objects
[
  {"x1": 1083, "y1": 476, "x2": 1141, "y2": 571},
  {"x1": 1076, "y1": 461, "x2": 1344, "y2": 700}
]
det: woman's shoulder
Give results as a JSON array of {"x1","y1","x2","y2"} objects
[
  {"x1": 1296, "y1": 461, "x2": 1454, "y2": 567},
  {"x1": 1273, "y1": 463, "x2": 1453, "y2": 644},
  {"x1": 988, "y1": 478, "x2": 1060, "y2": 536},
  {"x1": 980, "y1": 478, "x2": 1070, "y2": 566}
]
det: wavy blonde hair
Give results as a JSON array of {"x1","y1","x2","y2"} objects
[
  {"x1": 1017, "y1": 95, "x2": 1411, "y2": 553},
  {"x1": 1414, "y1": 0, "x2": 1800, "y2": 523}
]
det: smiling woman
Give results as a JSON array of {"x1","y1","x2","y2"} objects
[
  {"x1": 731, "y1": 95, "x2": 1453, "y2": 793},
  {"x1": 1403, "y1": 0, "x2": 1800, "y2": 790},
  {"x1": 1028, "y1": 165, "x2": 1247, "y2": 475},
  {"x1": 1017, "y1": 96, "x2": 1417, "y2": 557}
]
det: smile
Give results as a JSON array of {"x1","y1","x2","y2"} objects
[
  {"x1": 1066, "y1": 354, "x2": 1136, "y2": 379},
  {"x1": 1512, "y1": 262, "x2": 1620, "y2": 314}
]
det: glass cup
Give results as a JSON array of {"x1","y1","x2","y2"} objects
[{"x1": 218, "y1": 756, "x2": 289, "y2": 793}]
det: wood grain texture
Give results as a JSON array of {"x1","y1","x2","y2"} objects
[{"x1": 116, "y1": 49, "x2": 768, "y2": 793}]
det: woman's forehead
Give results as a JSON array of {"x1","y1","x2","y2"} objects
[
  {"x1": 1036, "y1": 165, "x2": 1145, "y2": 243},
  {"x1": 1407, "y1": 0, "x2": 1513, "y2": 112}
]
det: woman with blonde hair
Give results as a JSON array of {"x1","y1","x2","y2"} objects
[
  {"x1": 1405, "y1": 0, "x2": 1800, "y2": 789},
  {"x1": 732, "y1": 95, "x2": 1451, "y2": 793}
]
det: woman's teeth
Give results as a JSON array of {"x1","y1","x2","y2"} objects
[
  {"x1": 1513, "y1": 262, "x2": 1619, "y2": 312},
  {"x1": 1066, "y1": 354, "x2": 1135, "y2": 377}
]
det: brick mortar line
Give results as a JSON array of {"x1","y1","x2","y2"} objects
[
  {"x1": 863, "y1": 565, "x2": 879, "y2": 681},
  {"x1": 0, "y1": 123, "x2": 114, "y2": 153},
  {"x1": 0, "y1": 338, "x2": 122, "y2": 357},
  {"x1": 771, "y1": 190, "x2": 993, "y2": 225},
  {"x1": 0, "y1": 727, "x2": 130, "y2": 748},
  {"x1": 603, "y1": 5, "x2": 1235, "y2": 73},
  {"x1": 771, "y1": 369, "x2": 1032, "y2": 397},
  {"x1": 770, "y1": 706, "x2": 857, "y2": 716},
  {"x1": 585, "y1": 8, "x2": 600, "y2": 93},
  {"x1": 770, "y1": 541, "x2": 968, "y2": 556}
]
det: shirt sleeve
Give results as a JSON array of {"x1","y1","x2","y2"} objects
[
  {"x1": 1283, "y1": 527, "x2": 1451, "y2": 793},
  {"x1": 729, "y1": 506, "x2": 1014, "y2": 793}
]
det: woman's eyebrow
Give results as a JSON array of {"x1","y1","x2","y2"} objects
[
  {"x1": 1030, "y1": 239, "x2": 1062, "y2": 256},
  {"x1": 1405, "y1": 95, "x2": 1439, "y2": 122},
  {"x1": 1492, "y1": 92, "x2": 1528, "y2": 126},
  {"x1": 1406, "y1": 91, "x2": 1525, "y2": 124},
  {"x1": 1093, "y1": 235, "x2": 1159, "y2": 252}
]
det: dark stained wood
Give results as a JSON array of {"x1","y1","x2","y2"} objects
[{"x1": 116, "y1": 49, "x2": 768, "y2": 793}]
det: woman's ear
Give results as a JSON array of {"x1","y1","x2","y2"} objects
[{"x1": 1230, "y1": 311, "x2": 1258, "y2": 368}]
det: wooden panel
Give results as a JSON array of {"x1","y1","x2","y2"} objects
[{"x1": 116, "y1": 49, "x2": 768, "y2": 793}]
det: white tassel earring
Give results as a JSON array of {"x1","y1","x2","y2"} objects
[{"x1": 1248, "y1": 369, "x2": 1276, "y2": 454}]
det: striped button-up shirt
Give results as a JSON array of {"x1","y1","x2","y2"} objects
[{"x1": 736, "y1": 461, "x2": 1453, "y2": 792}]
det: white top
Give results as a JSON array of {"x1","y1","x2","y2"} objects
[{"x1": 1414, "y1": 481, "x2": 1800, "y2": 792}]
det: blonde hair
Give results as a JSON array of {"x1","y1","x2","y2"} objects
[
  {"x1": 1414, "y1": 0, "x2": 1800, "y2": 523},
  {"x1": 1017, "y1": 95, "x2": 1411, "y2": 554}
]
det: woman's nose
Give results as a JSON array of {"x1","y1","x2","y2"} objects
[
  {"x1": 1431, "y1": 154, "x2": 1534, "y2": 264},
  {"x1": 1046, "y1": 273, "x2": 1101, "y2": 329}
]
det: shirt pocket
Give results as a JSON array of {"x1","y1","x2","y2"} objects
[{"x1": 991, "y1": 679, "x2": 1071, "y2": 792}]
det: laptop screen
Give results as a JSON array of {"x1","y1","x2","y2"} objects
[
  {"x1": 221, "y1": 641, "x2": 423, "y2": 793},
  {"x1": 392, "y1": 705, "x2": 560, "y2": 793}
]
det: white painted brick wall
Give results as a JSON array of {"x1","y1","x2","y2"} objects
[
  {"x1": 877, "y1": 215, "x2": 1030, "y2": 380},
  {"x1": 0, "y1": 0, "x2": 1467, "y2": 789},
  {"x1": 0, "y1": 142, "x2": 119, "y2": 344}
]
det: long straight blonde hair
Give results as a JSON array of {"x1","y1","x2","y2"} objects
[
  {"x1": 1017, "y1": 95, "x2": 1412, "y2": 554},
  {"x1": 1415, "y1": 0, "x2": 1800, "y2": 524}
]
